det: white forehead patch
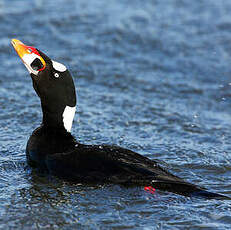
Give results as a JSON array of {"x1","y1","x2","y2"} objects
[
  {"x1": 62, "y1": 106, "x2": 76, "y2": 132},
  {"x1": 52, "y1": 60, "x2": 67, "y2": 72}
]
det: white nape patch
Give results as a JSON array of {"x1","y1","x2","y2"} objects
[
  {"x1": 22, "y1": 53, "x2": 39, "y2": 75},
  {"x1": 52, "y1": 60, "x2": 67, "y2": 72},
  {"x1": 62, "y1": 106, "x2": 76, "y2": 132}
]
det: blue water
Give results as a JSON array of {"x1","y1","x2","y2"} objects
[{"x1": 0, "y1": 0, "x2": 231, "y2": 229}]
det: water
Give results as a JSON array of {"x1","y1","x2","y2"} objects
[{"x1": 0, "y1": 0, "x2": 231, "y2": 229}]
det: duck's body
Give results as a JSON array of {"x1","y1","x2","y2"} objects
[
  {"x1": 26, "y1": 125, "x2": 227, "y2": 199},
  {"x1": 12, "y1": 39, "x2": 229, "y2": 199},
  {"x1": 27, "y1": 125, "x2": 179, "y2": 185}
]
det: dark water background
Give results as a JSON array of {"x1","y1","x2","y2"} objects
[{"x1": 0, "y1": 0, "x2": 231, "y2": 229}]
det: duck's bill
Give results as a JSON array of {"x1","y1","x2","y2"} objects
[{"x1": 11, "y1": 39, "x2": 46, "y2": 75}]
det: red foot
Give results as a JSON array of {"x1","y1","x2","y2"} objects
[{"x1": 144, "y1": 186, "x2": 156, "y2": 194}]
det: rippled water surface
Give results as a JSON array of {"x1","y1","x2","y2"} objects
[{"x1": 1, "y1": 0, "x2": 231, "y2": 229}]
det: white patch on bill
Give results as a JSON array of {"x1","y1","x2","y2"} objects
[
  {"x1": 22, "y1": 53, "x2": 39, "y2": 75},
  {"x1": 62, "y1": 105, "x2": 76, "y2": 132},
  {"x1": 52, "y1": 60, "x2": 67, "y2": 72}
]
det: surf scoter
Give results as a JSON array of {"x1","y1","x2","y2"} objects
[{"x1": 11, "y1": 39, "x2": 229, "y2": 199}]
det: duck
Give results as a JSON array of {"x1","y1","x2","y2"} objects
[{"x1": 11, "y1": 39, "x2": 229, "y2": 199}]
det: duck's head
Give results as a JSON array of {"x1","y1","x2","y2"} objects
[{"x1": 11, "y1": 39, "x2": 76, "y2": 132}]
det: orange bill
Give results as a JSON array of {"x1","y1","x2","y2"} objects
[{"x1": 11, "y1": 39, "x2": 46, "y2": 72}]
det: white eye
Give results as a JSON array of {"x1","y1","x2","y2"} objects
[
  {"x1": 54, "y1": 73, "x2": 59, "y2": 78},
  {"x1": 52, "y1": 60, "x2": 67, "y2": 72}
]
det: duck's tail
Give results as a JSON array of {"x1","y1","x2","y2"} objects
[{"x1": 150, "y1": 180, "x2": 230, "y2": 200}]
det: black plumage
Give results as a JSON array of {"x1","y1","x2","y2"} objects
[{"x1": 26, "y1": 125, "x2": 228, "y2": 199}]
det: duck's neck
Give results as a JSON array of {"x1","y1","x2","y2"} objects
[{"x1": 41, "y1": 104, "x2": 76, "y2": 132}]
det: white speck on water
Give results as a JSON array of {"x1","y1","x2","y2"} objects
[{"x1": 193, "y1": 114, "x2": 198, "y2": 119}]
